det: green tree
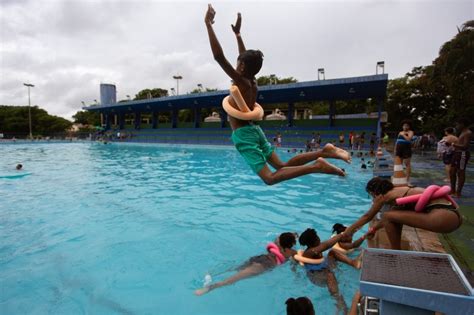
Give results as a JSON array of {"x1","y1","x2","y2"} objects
[
  {"x1": 72, "y1": 110, "x2": 100, "y2": 126},
  {"x1": 0, "y1": 105, "x2": 72, "y2": 135},
  {"x1": 189, "y1": 87, "x2": 218, "y2": 94},
  {"x1": 384, "y1": 20, "x2": 474, "y2": 134},
  {"x1": 134, "y1": 88, "x2": 168, "y2": 100},
  {"x1": 257, "y1": 75, "x2": 297, "y2": 86}
]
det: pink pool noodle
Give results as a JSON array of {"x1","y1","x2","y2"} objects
[
  {"x1": 396, "y1": 185, "x2": 455, "y2": 212},
  {"x1": 414, "y1": 185, "x2": 439, "y2": 212}
]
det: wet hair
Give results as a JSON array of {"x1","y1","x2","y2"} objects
[
  {"x1": 279, "y1": 232, "x2": 296, "y2": 249},
  {"x1": 16, "y1": 164, "x2": 22, "y2": 170},
  {"x1": 286, "y1": 297, "x2": 315, "y2": 315},
  {"x1": 401, "y1": 119, "x2": 412, "y2": 129},
  {"x1": 238, "y1": 49, "x2": 264, "y2": 77},
  {"x1": 361, "y1": 164, "x2": 367, "y2": 169},
  {"x1": 332, "y1": 223, "x2": 347, "y2": 234},
  {"x1": 366, "y1": 177, "x2": 394, "y2": 196},
  {"x1": 444, "y1": 127, "x2": 454, "y2": 134},
  {"x1": 299, "y1": 228, "x2": 320, "y2": 247}
]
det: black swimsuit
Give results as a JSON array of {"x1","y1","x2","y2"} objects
[{"x1": 391, "y1": 187, "x2": 462, "y2": 226}]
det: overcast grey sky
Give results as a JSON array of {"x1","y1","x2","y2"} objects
[{"x1": 0, "y1": 0, "x2": 472, "y2": 120}]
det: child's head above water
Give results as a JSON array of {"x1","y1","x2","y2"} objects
[
  {"x1": 286, "y1": 297, "x2": 315, "y2": 315},
  {"x1": 279, "y1": 232, "x2": 297, "y2": 249},
  {"x1": 237, "y1": 49, "x2": 264, "y2": 77},
  {"x1": 299, "y1": 228, "x2": 320, "y2": 247},
  {"x1": 332, "y1": 223, "x2": 347, "y2": 235}
]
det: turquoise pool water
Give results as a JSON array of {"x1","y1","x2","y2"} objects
[{"x1": 1, "y1": 143, "x2": 372, "y2": 314}]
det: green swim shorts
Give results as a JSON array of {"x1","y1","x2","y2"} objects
[{"x1": 231, "y1": 125, "x2": 274, "y2": 173}]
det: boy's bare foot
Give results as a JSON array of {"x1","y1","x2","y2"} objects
[
  {"x1": 194, "y1": 287, "x2": 211, "y2": 296},
  {"x1": 313, "y1": 158, "x2": 345, "y2": 176},
  {"x1": 322, "y1": 143, "x2": 352, "y2": 164}
]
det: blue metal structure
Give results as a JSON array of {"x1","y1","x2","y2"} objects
[
  {"x1": 84, "y1": 74, "x2": 388, "y2": 138},
  {"x1": 360, "y1": 248, "x2": 474, "y2": 315}
]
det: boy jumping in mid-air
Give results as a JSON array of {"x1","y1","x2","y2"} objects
[{"x1": 205, "y1": 5, "x2": 350, "y2": 185}]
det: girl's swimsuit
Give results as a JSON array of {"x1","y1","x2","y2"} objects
[
  {"x1": 391, "y1": 187, "x2": 462, "y2": 227},
  {"x1": 239, "y1": 254, "x2": 277, "y2": 270},
  {"x1": 304, "y1": 258, "x2": 328, "y2": 272},
  {"x1": 395, "y1": 134, "x2": 412, "y2": 159}
]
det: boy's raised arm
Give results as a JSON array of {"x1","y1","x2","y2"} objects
[
  {"x1": 205, "y1": 4, "x2": 243, "y2": 84},
  {"x1": 231, "y1": 13, "x2": 246, "y2": 54}
]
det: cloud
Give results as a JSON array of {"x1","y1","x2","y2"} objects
[{"x1": 0, "y1": 0, "x2": 472, "y2": 120}]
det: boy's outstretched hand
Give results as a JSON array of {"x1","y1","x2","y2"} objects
[
  {"x1": 231, "y1": 13, "x2": 241, "y2": 34},
  {"x1": 205, "y1": 4, "x2": 216, "y2": 26}
]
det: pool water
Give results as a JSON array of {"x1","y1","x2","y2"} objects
[{"x1": 0, "y1": 143, "x2": 373, "y2": 315}]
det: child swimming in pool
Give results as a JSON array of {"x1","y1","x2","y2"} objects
[
  {"x1": 297, "y1": 228, "x2": 364, "y2": 314},
  {"x1": 205, "y1": 5, "x2": 350, "y2": 185},
  {"x1": 195, "y1": 232, "x2": 297, "y2": 295}
]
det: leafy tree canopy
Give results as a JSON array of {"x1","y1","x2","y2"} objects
[
  {"x1": 0, "y1": 105, "x2": 72, "y2": 135},
  {"x1": 134, "y1": 88, "x2": 168, "y2": 100}
]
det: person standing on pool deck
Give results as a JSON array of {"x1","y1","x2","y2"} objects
[
  {"x1": 450, "y1": 118, "x2": 472, "y2": 197},
  {"x1": 194, "y1": 232, "x2": 297, "y2": 295},
  {"x1": 204, "y1": 5, "x2": 350, "y2": 185},
  {"x1": 394, "y1": 120, "x2": 414, "y2": 182}
]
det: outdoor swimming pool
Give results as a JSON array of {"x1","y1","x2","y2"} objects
[{"x1": 1, "y1": 143, "x2": 373, "y2": 314}]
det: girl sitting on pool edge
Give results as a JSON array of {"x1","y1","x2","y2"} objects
[
  {"x1": 344, "y1": 177, "x2": 462, "y2": 250},
  {"x1": 195, "y1": 232, "x2": 297, "y2": 296},
  {"x1": 205, "y1": 5, "x2": 350, "y2": 185}
]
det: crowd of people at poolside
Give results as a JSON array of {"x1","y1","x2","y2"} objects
[{"x1": 273, "y1": 117, "x2": 472, "y2": 197}]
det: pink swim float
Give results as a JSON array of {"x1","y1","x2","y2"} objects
[
  {"x1": 396, "y1": 185, "x2": 458, "y2": 212},
  {"x1": 267, "y1": 242, "x2": 285, "y2": 265},
  {"x1": 414, "y1": 185, "x2": 439, "y2": 212}
]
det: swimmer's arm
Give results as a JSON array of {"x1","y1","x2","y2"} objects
[
  {"x1": 346, "y1": 195, "x2": 385, "y2": 235},
  {"x1": 231, "y1": 13, "x2": 246, "y2": 54},
  {"x1": 309, "y1": 233, "x2": 345, "y2": 256},
  {"x1": 340, "y1": 235, "x2": 366, "y2": 250},
  {"x1": 205, "y1": 5, "x2": 244, "y2": 84}
]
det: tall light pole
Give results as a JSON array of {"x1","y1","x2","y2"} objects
[
  {"x1": 23, "y1": 83, "x2": 34, "y2": 139},
  {"x1": 173, "y1": 75, "x2": 183, "y2": 95},
  {"x1": 376, "y1": 61, "x2": 385, "y2": 74},
  {"x1": 269, "y1": 74, "x2": 276, "y2": 85},
  {"x1": 317, "y1": 68, "x2": 325, "y2": 80}
]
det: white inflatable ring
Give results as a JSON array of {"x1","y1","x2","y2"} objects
[
  {"x1": 294, "y1": 250, "x2": 325, "y2": 265},
  {"x1": 222, "y1": 86, "x2": 264, "y2": 121}
]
